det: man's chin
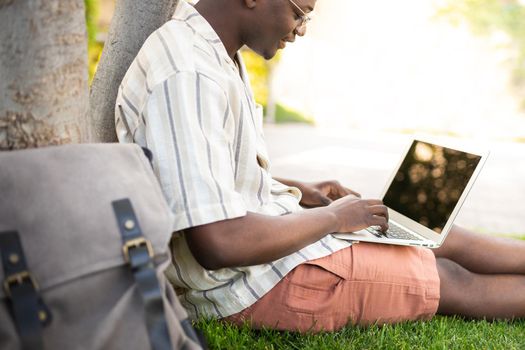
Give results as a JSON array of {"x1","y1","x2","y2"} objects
[
  {"x1": 247, "y1": 45, "x2": 278, "y2": 60},
  {"x1": 263, "y1": 45, "x2": 281, "y2": 60},
  {"x1": 263, "y1": 51, "x2": 277, "y2": 60}
]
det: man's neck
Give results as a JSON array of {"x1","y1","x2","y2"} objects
[{"x1": 194, "y1": 0, "x2": 242, "y2": 59}]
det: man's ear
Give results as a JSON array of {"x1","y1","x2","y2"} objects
[{"x1": 244, "y1": 0, "x2": 257, "y2": 9}]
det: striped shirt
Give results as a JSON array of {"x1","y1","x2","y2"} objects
[{"x1": 115, "y1": 0, "x2": 351, "y2": 319}]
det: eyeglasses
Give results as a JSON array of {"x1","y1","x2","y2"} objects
[{"x1": 287, "y1": 0, "x2": 312, "y2": 28}]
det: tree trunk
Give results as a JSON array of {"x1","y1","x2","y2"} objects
[
  {"x1": 0, "y1": 0, "x2": 90, "y2": 150},
  {"x1": 89, "y1": 0, "x2": 178, "y2": 143}
]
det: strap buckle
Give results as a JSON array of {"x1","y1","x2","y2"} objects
[
  {"x1": 3, "y1": 271, "x2": 39, "y2": 297},
  {"x1": 122, "y1": 237, "x2": 154, "y2": 263}
]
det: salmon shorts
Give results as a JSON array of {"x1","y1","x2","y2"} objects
[{"x1": 224, "y1": 243, "x2": 440, "y2": 333}]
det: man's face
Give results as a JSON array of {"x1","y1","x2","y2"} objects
[{"x1": 246, "y1": 0, "x2": 316, "y2": 60}]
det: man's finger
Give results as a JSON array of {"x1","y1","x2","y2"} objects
[
  {"x1": 347, "y1": 189, "x2": 361, "y2": 198},
  {"x1": 368, "y1": 204, "x2": 388, "y2": 218},
  {"x1": 372, "y1": 216, "x2": 389, "y2": 232},
  {"x1": 319, "y1": 194, "x2": 332, "y2": 206},
  {"x1": 334, "y1": 184, "x2": 361, "y2": 199},
  {"x1": 364, "y1": 199, "x2": 383, "y2": 206}
]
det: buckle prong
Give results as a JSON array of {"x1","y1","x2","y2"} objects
[
  {"x1": 3, "y1": 271, "x2": 39, "y2": 297},
  {"x1": 122, "y1": 237, "x2": 154, "y2": 263}
]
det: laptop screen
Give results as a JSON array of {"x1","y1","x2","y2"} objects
[{"x1": 383, "y1": 140, "x2": 481, "y2": 234}]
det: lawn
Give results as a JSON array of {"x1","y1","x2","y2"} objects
[{"x1": 196, "y1": 316, "x2": 525, "y2": 349}]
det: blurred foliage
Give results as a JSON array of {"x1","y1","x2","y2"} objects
[
  {"x1": 437, "y1": 0, "x2": 525, "y2": 109},
  {"x1": 85, "y1": 0, "x2": 103, "y2": 84},
  {"x1": 273, "y1": 103, "x2": 314, "y2": 124},
  {"x1": 241, "y1": 48, "x2": 313, "y2": 124},
  {"x1": 241, "y1": 49, "x2": 275, "y2": 107},
  {"x1": 85, "y1": 0, "x2": 97, "y2": 45}
]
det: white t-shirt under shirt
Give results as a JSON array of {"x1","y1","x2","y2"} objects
[{"x1": 116, "y1": 0, "x2": 351, "y2": 319}]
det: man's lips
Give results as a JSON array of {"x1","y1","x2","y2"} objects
[{"x1": 279, "y1": 40, "x2": 286, "y2": 49}]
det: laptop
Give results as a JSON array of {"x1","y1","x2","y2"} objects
[{"x1": 333, "y1": 139, "x2": 488, "y2": 248}]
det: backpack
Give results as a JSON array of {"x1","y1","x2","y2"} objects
[{"x1": 0, "y1": 143, "x2": 204, "y2": 350}]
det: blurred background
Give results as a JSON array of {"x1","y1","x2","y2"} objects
[
  {"x1": 88, "y1": 0, "x2": 525, "y2": 137},
  {"x1": 87, "y1": 0, "x2": 525, "y2": 236},
  {"x1": 274, "y1": 0, "x2": 525, "y2": 140}
]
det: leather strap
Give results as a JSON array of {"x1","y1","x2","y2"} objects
[
  {"x1": 112, "y1": 199, "x2": 172, "y2": 350},
  {"x1": 1, "y1": 231, "x2": 51, "y2": 350}
]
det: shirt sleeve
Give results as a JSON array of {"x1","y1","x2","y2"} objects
[{"x1": 144, "y1": 71, "x2": 247, "y2": 231}]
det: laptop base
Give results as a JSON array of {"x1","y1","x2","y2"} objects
[{"x1": 332, "y1": 229, "x2": 440, "y2": 249}]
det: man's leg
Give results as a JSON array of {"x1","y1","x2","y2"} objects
[
  {"x1": 437, "y1": 257, "x2": 525, "y2": 318},
  {"x1": 433, "y1": 225, "x2": 525, "y2": 275}
]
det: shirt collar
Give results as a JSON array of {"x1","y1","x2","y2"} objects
[
  {"x1": 173, "y1": 1, "x2": 237, "y2": 68},
  {"x1": 235, "y1": 52, "x2": 253, "y2": 93}
]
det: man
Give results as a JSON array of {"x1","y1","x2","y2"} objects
[{"x1": 116, "y1": 0, "x2": 525, "y2": 332}]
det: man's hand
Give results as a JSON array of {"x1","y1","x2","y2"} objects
[
  {"x1": 328, "y1": 197, "x2": 389, "y2": 233},
  {"x1": 275, "y1": 178, "x2": 361, "y2": 208},
  {"x1": 298, "y1": 180, "x2": 361, "y2": 207}
]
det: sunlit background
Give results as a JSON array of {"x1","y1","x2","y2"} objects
[
  {"x1": 88, "y1": 0, "x2": 525, "y2": 235},
  {"x1": 273, "y1": 0, "x2": 525, "y2": 141}
]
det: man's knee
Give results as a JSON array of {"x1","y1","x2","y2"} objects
[
  {"x1": 433, "y1": 225, "x2": 465, "y2": 258},
  {"x1": 436, "y1": 257, "x2": 474, "y2": 315}
]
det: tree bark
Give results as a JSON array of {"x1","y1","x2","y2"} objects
[
  {"x1": 89, "y1": 0, "x2": 178, "y2": 143},
  {"x1": 0, "y1": 0, "x2": 90, "y2": 150}
]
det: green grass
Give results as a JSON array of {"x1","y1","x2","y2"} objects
[{"x1": 196, "y1": 316, "x2": 525, "y2": 349}]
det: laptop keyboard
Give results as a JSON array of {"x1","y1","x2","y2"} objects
[{"x1": 366, "y1": 221, "x2": 423, "y2": 241}]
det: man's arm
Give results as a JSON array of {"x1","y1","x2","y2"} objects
[{"x1": 186, "y1": 195, "x2": 388, "y2": 270}]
